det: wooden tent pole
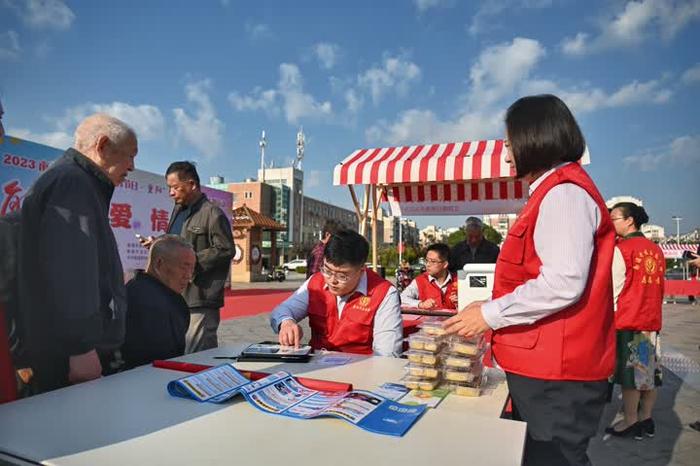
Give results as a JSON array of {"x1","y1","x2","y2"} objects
[
  {"x1": 348, "y1": 185, "x2": 363, "y2": 230},
  {"x1": 371, "y1": 186, "x2": 378, "y2": 270},
  {"x1": 359, "y1": 185, "x2": 370, "y2": 236}
]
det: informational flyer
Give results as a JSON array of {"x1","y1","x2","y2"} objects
[{"x1": 167, "y1": 364, "x2": 427, "y2": 437}]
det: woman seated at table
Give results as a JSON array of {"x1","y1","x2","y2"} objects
[
  {"x1": 400, "y1": 243, "x2": 458, "y2": 311},
  {"x1": 270, "y1": 229, "x2": 403, "y2": 357}
]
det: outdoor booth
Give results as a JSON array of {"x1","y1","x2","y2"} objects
[{"x1": 333, "y1": 139, "x2": 592, "y2": 309}]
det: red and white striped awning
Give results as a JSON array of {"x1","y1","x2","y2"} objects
[
  {"x1": 660, "y1": 243, "x2": 698, "y2": 259},
  {"x1": 334, "y1": 140, "x2": 512, "y2": 186},
  {"x1": 334, "y1": 139, "x2": 590, "y2": 216}
]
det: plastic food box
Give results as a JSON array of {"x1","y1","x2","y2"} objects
[
  {"x1": 443, "y1": 354, "x2": 477, "y2": 369},
  {"x1": 446, "y1": 335, "x2": 484, "y2": 356},
  {"x1": 405, "y1": 363, "x2": 440, "y2": 379},
  {"x1": 417, "y1": 317, "x2": 448, "y2": 336},
  {"x1": 446, "y1": 376, "x2": 485, "y2": 397},
  {"x1": 399, "y1": 374, "x2": 441, "y2": 391},
  {"x1": 443, "y1": 365, "x2": 483, "y2": 383},
  {"x1": 407, "y1": 333, "x2": 444, "y2": 352},
  {"x1": 404, "y1": 349, "x2": 441, "y2": 366}
]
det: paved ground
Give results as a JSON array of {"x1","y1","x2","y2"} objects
[{"x1": 219, "y1": 294, "x2": 700, "y2": 466}]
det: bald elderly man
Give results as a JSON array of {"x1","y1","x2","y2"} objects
[{"x1": 17, "y1": 113, "x2": 137, "y2": 392}]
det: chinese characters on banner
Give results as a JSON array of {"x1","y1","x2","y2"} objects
[{"x1": 0, "y1": 135, "x2": 233, "y2": 271}]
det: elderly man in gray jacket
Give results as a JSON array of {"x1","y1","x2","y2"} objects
[{"x1": 18, "y1": 113, "x2": 137, "y2": 393}]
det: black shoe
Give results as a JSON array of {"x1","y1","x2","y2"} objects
[
  {"x1": 605, "y1": 422, "x2": 644, "y2": 440},
  {"x1": 640, "y1": 418, "x2": 655, "y2": 437}
]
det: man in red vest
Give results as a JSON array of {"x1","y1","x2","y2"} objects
[
  {"x1": 400, "y1": 243, "x2": 458, "y2": 310},
  {"x1": 444, "y1": 95, "x2": 615, "y2": 466},
  {"x1": 605, "y1": 202, "x2": 664, "y2": 440},
  {"x1": 270, "y1": 229, "x2": 403, "y2": 356}
]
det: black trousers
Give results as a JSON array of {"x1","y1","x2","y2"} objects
[{"x1": 506, "y1": 372, "x2": 608, "y2": 466}]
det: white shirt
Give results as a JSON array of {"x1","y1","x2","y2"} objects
[
  {"x1": 612, "y1": 246, "x2": 626, "y2": 312},
  {"x1": 481, "y1": 163, "x2": 602, "y2": 330},
  {"x1": 270, "y1": 271, "x2": 403, "y2": 357},
  {"x1": 400, "y1": 273, "x2": 454, "y2": 308}
]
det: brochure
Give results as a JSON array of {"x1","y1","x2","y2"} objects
[
  {"x1": 400, "y1": 388, "x2": 450, "y2": 409},
  {"x1": 168, "y1": 363, "x2": 427, "y2": 436}
]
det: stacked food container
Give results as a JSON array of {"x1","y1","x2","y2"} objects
[{"x1": 401, "y1": 317, "x2": 486, "y2": 397}]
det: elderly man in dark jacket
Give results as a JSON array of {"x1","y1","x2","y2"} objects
[
  {"x1": 17, "y1": 113, "x2": 137, "y2": 392},
  {"x1": 163, "y1": 161, "x2": 234, "y2": 353},
  {"x1": 122, "y1": 235, "x2": 195, "y2": 369}
]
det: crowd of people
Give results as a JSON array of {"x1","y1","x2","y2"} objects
[{"x1": 0, "y1": 94, "x2": 681, "y2": 466}]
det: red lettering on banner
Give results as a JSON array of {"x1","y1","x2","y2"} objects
[
  {"x1": 110, "y1": 203, "x2": 132, "y2": 228},
  {"x1": 1, "y1": 180, "x2": 23, "y2": 216},
  {"x1": 151, "y1": 208, "x2": 169, "y2": 232}
]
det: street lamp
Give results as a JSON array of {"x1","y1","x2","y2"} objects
[{"x1": 672, "y1": 215, "x2": 682, "y2": 243}]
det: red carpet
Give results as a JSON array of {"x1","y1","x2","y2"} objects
[{"x1": 220, "y1": 288, "x2": 293, "y2": 320}]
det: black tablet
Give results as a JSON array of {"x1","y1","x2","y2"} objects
[{"x1": 237, "y1": 341, "x2": 313, "y2": 362}]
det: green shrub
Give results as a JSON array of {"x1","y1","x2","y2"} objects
[{"x1": 295, "y1": 266, "x2": 307, "y2": 274}]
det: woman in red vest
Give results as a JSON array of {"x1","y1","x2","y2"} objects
[
  {"x1": 605, "y1": 202, "x2": 664, "y2": 440},
  {"x1": 444, "y1": 94, "x2": 615, "y2": 466}
]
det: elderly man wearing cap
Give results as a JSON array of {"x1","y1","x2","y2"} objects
[{"x1": 449, "y1": 216, "x2": 500, "y2": 273}]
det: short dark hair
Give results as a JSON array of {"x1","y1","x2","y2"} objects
[
  {"x1": 166, "y1": 161, "x2": 200, "y2": 188},
  {"x1": 322, "y1": 219, "x2": 344, "y2": 237},
  {"x1": 505, "y1": 94, "x2": 586, "y2": 178},
  {"x1": 426, "y1": 243, "x2": 450, "y2": 262},
  {"x1": 323, "y1": 229, "x2": 369, "y2": 267},
  {"x1": 612, "y1": 202, "x2": 649, "y2": 229}
]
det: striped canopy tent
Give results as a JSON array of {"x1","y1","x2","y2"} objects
[
  {"x1": 660, "y1": 243, "x2": 698, "y2": 259},
  {"x1": 333, "y1": 139, "x2": 590, "y2": 267}
]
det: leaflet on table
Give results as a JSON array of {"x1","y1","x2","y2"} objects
[
  {"x1": 242, "y1": 375, "x2": 426, "y2": 437},
  {"x1": 167, "y1": 364, "x2": 427, "y2": 436}
]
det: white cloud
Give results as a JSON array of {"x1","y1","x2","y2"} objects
[
  {"x1": 357, "y1": 54, "x2": 422, "y2": 104},
  {"x1": 229, "y1": 64, "x2": 332, "y2": 124},
  {"x1": 306, "y1": 170, "x2": 323, "y2": 188},
  {"x1": 414, "y1": 0, "x2": 454, "y2": 13},
  {"x1": 521, "y1": 77, "x2": 672, "y2": 114},
  {"x1": 244, "y1": 21, "x2": 273, "y2": 40},
  {"x1": 561, "y1": 33, "x2": 588, "y2": 56},
  {"x1": 366, "y1": 109, "x2": 503, "y2": 146},
  {"x1": 468, "y1": 0, "x2": 552, "y2": 36},
  {"x1": 5, "y1": 0, "x2": 76, "y2": 30},
  {"x1": 682, "y1": 63, "x2": 700, "y2": 85},
  {"x1": 623, "y1": 135, "x2": 700, "y2": 171},
  {"x1": 468, "y1": 37, "x2": 546, "y2": 108},
  {"x1": 0, "y1": 30, "x2": 20, "y2": 60},
  {"x1": 7, "y1": 100, "x2": 166, "y2": 149},
  {"x1": 279, "y1": 64, "x2": 332, "y2": 124},
  {"x1": 313, "y1": 42, "x2": 340, "y2": 70},
  {"x1": 7, "y1": 127, "x2": 73, "y2": 148},
  {"x1": 364, "y1": 36, "x2": 672, "y2": 146},
  {"x1": 228, "y1": 87, "x2": 279, "y2": 115},
  {"x1": 52, "y1": 102, "x2": 166, "y2": 141},
  {"x1": 173, "y1": 80, "x2": 225, "y2": 159},
  {"x1": 562, "y1": 0, "x2": 700, "y2": 56},
  {"x1": 344, "y1": 88, "x2": 364, "y2": 114}
]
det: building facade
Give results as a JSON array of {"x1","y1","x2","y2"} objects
[
  {"x1": 302, "y1": 196, "x2": 358, "y2": 247},
  {"x1": 483, "y1": 213, "x2": 518, "y2": 240}
]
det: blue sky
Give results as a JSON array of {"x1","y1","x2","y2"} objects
[{"x1": 1, "y1": 0, "x2": 698, "y2": 233}]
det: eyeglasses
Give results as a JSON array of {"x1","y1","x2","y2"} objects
[
  {"x1": 610, "y1": 217, "x2": 626, "y2": 222},
  {"x1": 425, "y1": 258, "x2": 445, "y2": 265},
  {"x1": 320, "y1": 264, "x2": 359, "y2": 283}
]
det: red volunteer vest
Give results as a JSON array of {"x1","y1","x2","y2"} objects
[
  {"x1": 307, "y1": 269, "x2": 392, "y2": 355},
  {"x1": 491, "y1": 163, "x2": 616, "y2": 381},
  {"x1": 615, "y1": 236, "x2": 664, "y2": 331},
  {"x1": 414, "y1": 272, "x2": 458, "y2": 310}
]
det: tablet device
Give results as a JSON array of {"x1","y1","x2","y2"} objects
[{"x1": 237, "y1": 341, "x2": 313, "y2": 362}]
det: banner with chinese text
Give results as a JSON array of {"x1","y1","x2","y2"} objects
[{"x1": 0, "y1": 135, "x2": 232, "y2": 271}]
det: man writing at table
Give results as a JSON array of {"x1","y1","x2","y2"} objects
[
  {"x1": 400, "y1": 243, "x2": 458, "y2": 311},
  {"x1": 270, "y1": 229, "x2": 403, "y2": 356}
]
